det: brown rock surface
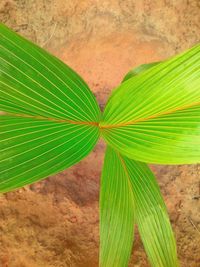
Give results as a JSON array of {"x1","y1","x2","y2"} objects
[{"x1": 0, "y1": 1, "x2": 200, "y2": 266}]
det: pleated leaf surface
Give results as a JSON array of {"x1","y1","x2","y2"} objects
[
  {"x1": 0, "y1": 24, "x2": 100, "y2": 192},
  {"x1": 122, "y1": 62, "x2": 161, "y2": 83},
  {"x1": 101, "y1": 45, "x2": 200, "y2": 164},
  {"x1": 100, "y1": 146, "x2": 135, "y2": 267},
  {"x1": 101, "y1": 146, "x2": 178, "y2": 267}
]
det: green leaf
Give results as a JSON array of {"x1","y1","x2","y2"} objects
[
  {"x1": 0, "y1": 116, "x2": 99, "y2": 193},
  {"x1": 0, "y1": 24, "x2": 100, "y2": 122},
  {"x1": 100, "y1": 146, "x2": 135, "y2": 267},
  {"x1": 0, "y1": 24, "x2": 100, "y2": 192},
  {"x1": 106, "y1": 62, "x2": 161, "y2": 107},
  {"x1": 123, "y1": 154, "x2": 179, "y2": 267},
  {"x1": 101, "y1": 147, "x2": 178, "y2": 267},
  {"x1": 122, "y1": 62, "x2": 161, "y2": 83},
  {"x1": 100, "y1": 45, "x2": 200, "y2": 164}
]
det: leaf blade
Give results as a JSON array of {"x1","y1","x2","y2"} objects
[
  {"x1": 122, "y1": 156, "x2": 179, "y2": 267},
  {"x1": 102, "y1": 147, "x2": 179, "y2": 267},
  {"x1": 100, "y1": 146, "x2": 135, "y2": 267},
  {"x1": 101, "y1": 45, "x2": 200, "y2": 164},
  {"x1": 0, "y1": 115, "x2": 99, "y2": 193},
  {"x1": 0, "y1": 24, "x2": 101, "y2": 192},
  {"x1": 0, "y1": 23, "x2": 101, "y2": 122},
  {"x1": 122, "y1": 62, "x2": 161, "y2": 83}
]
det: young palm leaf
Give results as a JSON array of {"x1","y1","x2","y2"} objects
[
  {"x1": 124, "y1": 156, "x2": 178, "y2": 267},
  {"x1": 100, "y1": 146, "x2": 135, "y2": 267},
  {"x1": 122, "y1": 61, "x2": 161, "y2": 83},
  {"x1": 1, "y1": 23, "x2": 200, "y2": 267},
  {"x1": 100, "y1": 146, "x2": 178, "y2": 267},
  {"x1": 0, "y1": 24, "x2": 100, "y2": 192},
  {"x1": 100, "y1": 44, "x2": 200, "y2": 164},
  {"x1": 100, "y1": 63, "x2": 179, "y2": 267}
]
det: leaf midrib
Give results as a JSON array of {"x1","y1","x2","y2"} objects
[
  {"x1": 100, "y1": 101, "x2": 200, "y2": 129},
  {"x1": 1, "y1": 112, "x2": 99, "y2": 127},
  {"x1": 117, "y1": 151, "x2": 133, "y2": 196},
  {"x1": 2, "y1": 100, "x2": 200, "y2": 129}
]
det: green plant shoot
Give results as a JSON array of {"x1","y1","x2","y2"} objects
[{"x1": 0, "y1": 23, "x2": 200, "y2": 267}]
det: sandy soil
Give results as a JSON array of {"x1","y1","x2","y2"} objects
[{"x1": 0, "y1": 1, "x2": 200, "y2": 266}]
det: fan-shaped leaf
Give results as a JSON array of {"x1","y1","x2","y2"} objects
[
  {"x1": 100, "y1": 45, "x2": 200, "y2": 164},
  {"x1": 0, "y1": 115, "x2": 99, "y2": 193},
  {"x1": 0, "y1": 24, "x2": 100, "y2": 192},
  {"x1": 0, "y1": 24, "x2": 100, "y2": 122}
]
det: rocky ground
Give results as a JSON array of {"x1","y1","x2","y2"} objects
[{"x1": 0, "y1": 1, "x2": 200, "y2": 266}]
